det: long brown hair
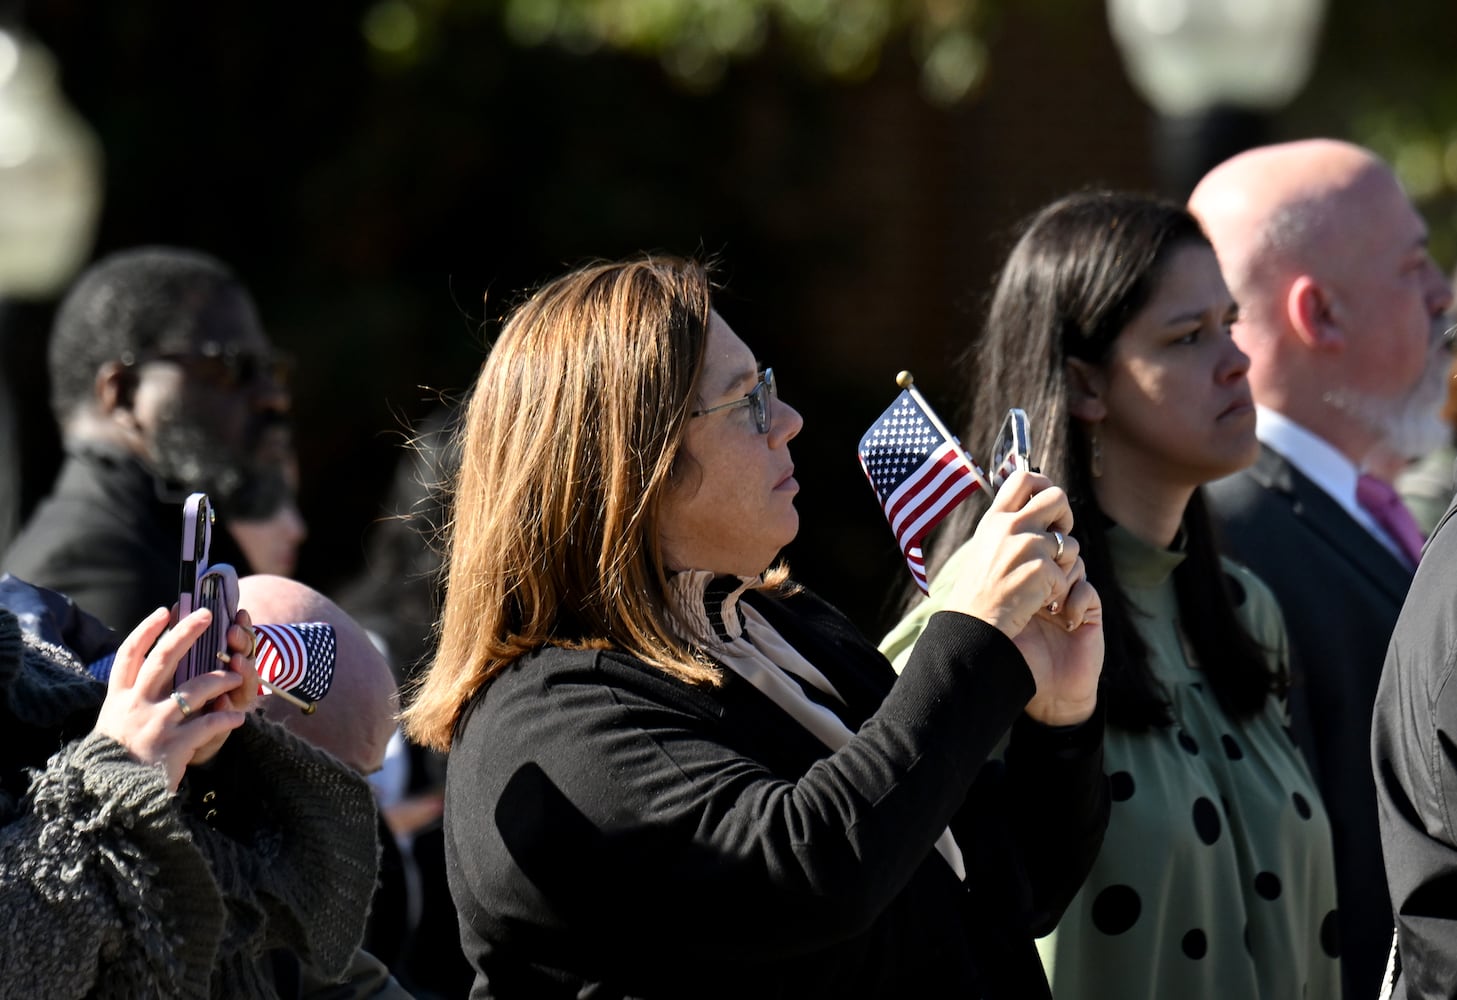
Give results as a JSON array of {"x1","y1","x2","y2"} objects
[{"x1": 403, "y1": 256, "x2": 726, "y2": 751}]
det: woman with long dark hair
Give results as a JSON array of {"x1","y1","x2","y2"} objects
[{"x1": 883, "y1": 192, "x2": 1339, "y2": 998}]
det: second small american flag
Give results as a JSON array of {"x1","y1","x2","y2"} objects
[{"x1": 254, "y1": 622, "x2": 337, "y2": 703}]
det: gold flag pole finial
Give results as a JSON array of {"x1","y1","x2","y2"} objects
[{"x1": 894, "y1": 371, "x2": 994, "y2": 496}]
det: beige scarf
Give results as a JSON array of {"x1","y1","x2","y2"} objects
[{"x1": 667, "y1": 570, "x2": 965, "y2": 880}]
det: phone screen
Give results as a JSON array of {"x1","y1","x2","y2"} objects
[{"x1": 990, "y1": 408, "x2": 1032, "y2": 491}]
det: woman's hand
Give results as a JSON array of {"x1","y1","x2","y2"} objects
[
  {"x1": 1014, "y1": 571, "x2": 1103, "y2": 726},
  {"x1": 943, "y1": 470, "x2": 1081, "y2": 636},
  {"x1": 941, "y1": 469, "x2": 1103, "y2": 726},
  {"x1": 189, "y1": 608, "x2": 261, "y2": 768},
  {"x1": 92, "y1": 607, "x2": 256, "y2": 793}
]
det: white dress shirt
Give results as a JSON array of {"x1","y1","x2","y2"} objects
[{"x1": 1254, "y1": 405, "x2": 1409, "y2": 563}]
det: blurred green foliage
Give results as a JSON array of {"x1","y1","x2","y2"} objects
[
  {"x1": 1292, "y1": 2, "x2": 1457, "y2": 271},
  {"x1": 362, "y1": 0, "x2": 1000, "y2": 106},
  {"x1": 362, "y1": 0, "x2": 1457, "y2": 270}
]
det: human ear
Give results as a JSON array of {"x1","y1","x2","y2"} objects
[
  {"x1": 94, "y1": 361, "x2": 147, "y2": 437},
  {"x1": 94, "y1": 361, "x2": 135, "y2": 416},
  {"x1": 1286, "y1": 275, "x2": 1342, "y2": 352},
  {"x1": 1064, "y1": 357, "x2": 1107, "y2": 422}
]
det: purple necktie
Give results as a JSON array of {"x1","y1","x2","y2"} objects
[{"x1": 1356, "y1": 473, "x2": 1425, "y2": 568}]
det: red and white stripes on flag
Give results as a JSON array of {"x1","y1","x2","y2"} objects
[
  {"x1": 858, "y1": 389, "x2": 984, "y2": 593},
  {"x1": 253, "y1": 622, "x2": 337, "y2": 703},
  {"x1": 992, "y1": 448, "x2": 1026, "y2": 492}
]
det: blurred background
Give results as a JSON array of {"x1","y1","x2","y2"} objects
[{"x1": 5, "y1": 0, "x2": 1457, "y2": 637}]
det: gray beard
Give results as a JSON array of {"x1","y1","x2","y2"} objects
[
  {"x1": 149, "y1": 420, "x2": 249, "y2": 503},
  {"x1": 1325, "y1": 346, "x2": 1452, "y2": 461}
]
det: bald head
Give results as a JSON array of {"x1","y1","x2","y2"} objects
[
  {"x1": 1189, "y1": 139, "x2": 1452, "y2": 463},
  {"x1": 1189, "y1": 139, "x2": 1390, "y2": 304},
  {"x1": 238, "y1": 574, "x2": 398, "y2": 774}
]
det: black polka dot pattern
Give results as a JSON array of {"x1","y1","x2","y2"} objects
[
  {"x1": 1109, "y1": 771, "x2": 1135, "y2": 802},
  {"x1": 1320, "y1": 910, "x2": 1340, "y2": 957},
  {"x1": 1091, "y1": 885, "x2": 1142, "y2": 935},
  {"x1": 1221, "y1": 734, "x2": 1244, "y2": 760},
  {"x1": 1254, "y1": 871, "x2": 1282, "y2": 900},
  {"x1": 1193, "y1": 797, "x2": 1222, "y2": 845},
  {"x1": 1178, "y1": 730, "x2": 1200, "y2": 755},
  {"x1": 1293, "y1": 792, "x2": 1312, "y2": 820},
  {"x1": 1182, "y1": 929, "x2": 1207, "y2": 959}
]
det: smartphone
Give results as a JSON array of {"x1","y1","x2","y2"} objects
[
  {"x1": 989, "y1": 408, "x2": 1032, "y2": 491},
  {"x1": 174, "y1": 492, "x2": 239, "y2": 687}
]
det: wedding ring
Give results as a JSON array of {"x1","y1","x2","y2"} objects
[
  {"x1": 170, "y1": 690, "x2": 195, "y2": 719},
  {"x1": 244, "y1": 627, "x2": 259, "y2": 659},
  {"x1": 1051, "y1": 530, "x2": 1066, "y2": 562}
]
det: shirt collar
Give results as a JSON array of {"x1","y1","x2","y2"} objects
[
  {"x1": 1254, "y1": 405, "x2": 1403, "y2": 550},
  {"x1": 1255, "y1": 405, "x2": 1362, "y2": 515},
  {"x1": 1106, "y1": 522, "x2": 1187, "y2": 590}
]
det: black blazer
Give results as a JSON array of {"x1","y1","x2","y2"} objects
[
  {"x1": 1373, "y1": 495, "x2": 1457, "y2": 999},
  {"x1": 444, "y1": 588, "x2": 1108, "y2": 999},
  {"x1": 1206, "y1": 443, "x2": 1412, "y2": 999}
]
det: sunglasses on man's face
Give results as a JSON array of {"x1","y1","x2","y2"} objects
[{"x1": 122, "y1": 343, "x2": 293, "y2": 391}]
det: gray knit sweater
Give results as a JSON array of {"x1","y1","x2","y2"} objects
[{"x1": 0, "y1": 607, "x2": 381, "y2": 998}]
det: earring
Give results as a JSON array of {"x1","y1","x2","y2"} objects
[{"x1": 1090, "y1": 428, "x2": 1103, "y2": 479}]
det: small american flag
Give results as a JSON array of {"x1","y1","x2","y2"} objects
[
  {"x1": 254, "y1": 622, "x2": 336, "y2": 703},
  {"x1": 858, "y1": 388, "x2": 985, "y2": 593},
  {"x1": 991, "y1": 448, "x2": 1026, "y2": 491}
]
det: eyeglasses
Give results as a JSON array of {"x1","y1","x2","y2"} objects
[
  {"x1": 690, "y1": 367, "x2": 776, "y2": 434},
  {"x1": 121, "y1": 342, "x2": 293, "y2": 391}
]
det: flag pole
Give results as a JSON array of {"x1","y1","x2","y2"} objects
[
  {"x1": 216, "y1": 650, "x2": 317, "y2": 714},
  {"x1": 896, "y1": 371, "x2": 994, "y2": 495}
]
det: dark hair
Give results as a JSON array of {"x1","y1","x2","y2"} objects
[
  {"x1": 920, "y1": 191, "x2": 1281, "y2": 729},
  {"x1": 48, "y1": 246, "x2": 244, "y2": 422}
]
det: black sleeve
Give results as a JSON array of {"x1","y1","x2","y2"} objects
[
  {"x1": 454, "y1": 610, "x2": 1042, "y2": 960},
  {"x1": 1374, "y1": 506, "x2": 1457, "y2": 999},
  {"x1": 958, "y1": 708, "x2": 1108, "y2": 936}
]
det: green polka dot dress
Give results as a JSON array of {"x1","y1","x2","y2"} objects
[{"x1": 880, "y1": 525, "x2": 1340, "y2": 999}]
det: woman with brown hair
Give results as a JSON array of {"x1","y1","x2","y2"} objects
[{"x1": 403, "y1": 255, "x2": 1108, "y2": 998}]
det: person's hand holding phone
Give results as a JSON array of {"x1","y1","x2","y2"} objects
[
  {"x1": 989, "y1": 407, "x2": 1032, "y2": 488},
  {"x1": 188, "y1": 607, "x2": 261, "y2": 768},
  {"x1": 94, "y1": 606, "x2": 259, "y2": 792},
  {"x1": 944, "y1": 469, "x2": 1102, "y2": 726}
]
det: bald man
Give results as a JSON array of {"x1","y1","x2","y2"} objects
[
  {"x1": 235, "y1": 574, "x2": 412, "y2": 998},
  {"x1": 1190, "y1": 139, "x2": 1453, "y2": 998},
  {"x1": 239, "y1": 574, "x2": 398, "y2": 775}
]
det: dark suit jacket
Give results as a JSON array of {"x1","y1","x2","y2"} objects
[
  {"x1": 1373, "y1": 495, "x2": 1457, "y2": 999},
  {"x1": 445, "y1": 588, "x2": 1109, "y2": 999},
  {"x1": 1207, "y1": 443, "x2": 1412, "y2": 1000}
]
